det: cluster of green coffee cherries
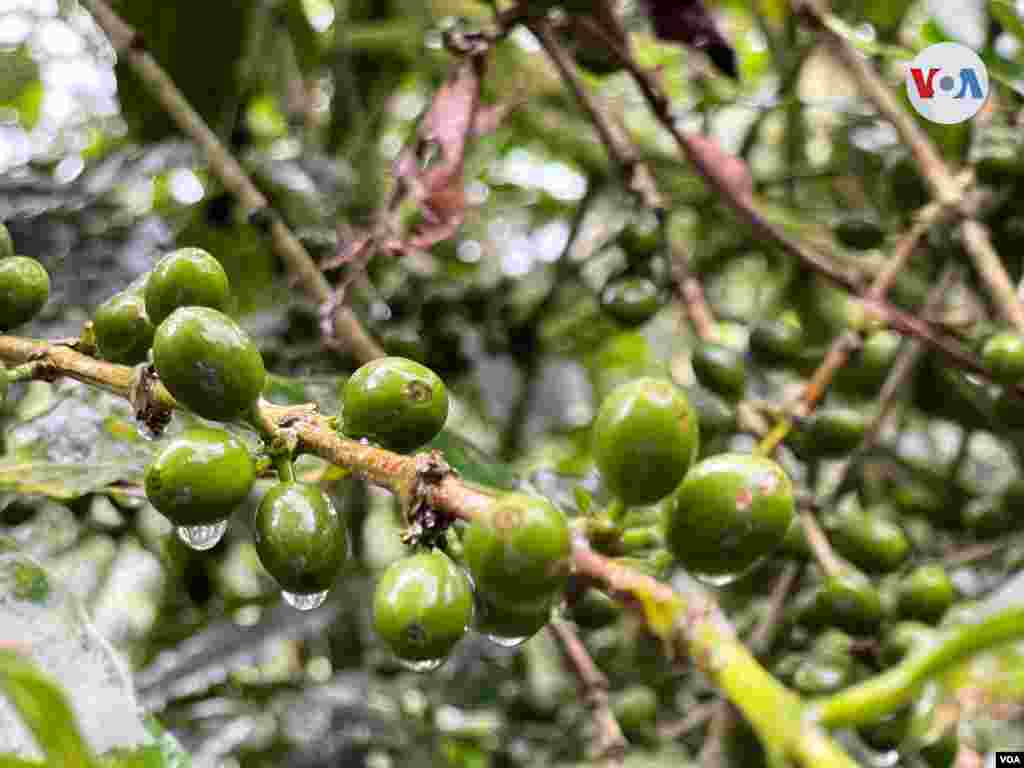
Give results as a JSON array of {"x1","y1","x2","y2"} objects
[{"x1": 1, "y1": 229, "x2": 803, "y2": 670}]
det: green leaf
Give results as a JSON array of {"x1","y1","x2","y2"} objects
[
  {"x1": 0, "y1": 462, "x2": 142, "y2": 500},
  {"x1": 0, "y1": 651, "x2": 96, "y2": 768},
  {"x1": 423, "y1": 430, "x2": 521, "y2": 491}
]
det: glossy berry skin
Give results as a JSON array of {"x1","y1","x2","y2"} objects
[
  {"x1": 836, "y1": 330, "x2": 900, "y2": 397},
  {"x1": 961, "y1": 495, "x2": 1016, "y2": 538},
  {"x1": 827, "y1": 508, "x2": 909, "y2": 573},
  {"x1": 0, "y1": 257, "x2": 49, "y2": 332},
  {"x1": 665, "y1": 453, "x2": 794, "y2": 578},
  {"x1": 897, "y1": 565, "x2": 955, "y2": 623},
  {"x1": 600, "y1": 277, "x2": 661, "y2": 327},
  {"x1": 144, "y1": 247, "x2": 231, "y2": 326},
  {"x1": 793, "y1": 407, "x2": 867, "y2": 459},
  {"x1": 342, "y1": 356, "x2": 448, "y2": 454},
  {"x1": 792, "y1": 656, "x2": 852, "y2": 695},
  {"x1": 0, "y1": 222, "x2": 13, "y2": 259},
  {"x1": 93, "y1": 290, "x2": 155, "y2": 365},
  {"x1": 464, "y1": 493, "x2": 571, "y2": 608},
  {"x1": 618, "y1": 218, "x2": 661, "y2": 262},
  {"x1": 592, "y1": 378, "x2": 699, "y2": 506},
  {"x1": 880, "y1": 621, "x2": 937, "y2": 666},
  {"x1": 612, "y1": 686, "x2": 658, "y2": 736},
  {"x1": 152, "y1": 306, "x2": 266, "y2": 421},
  {"x1": 145, "y1": 427, "x2": 255, "y2": 526},
  {"x1": 254, "y1": 482, "x2": 350, "y2": 594},
  {"x1": 569, "y1": 587, "x2": 620, "y2": 629},
  {"x1": 588, "y1": 332, "x2": 666, "y2": 402},
  {"x1": 691, "y1": 341, "x2": 746, "y2": 401},
  {"x1": 373, "y1": 550, "x2": 473, "y2": 662},
  {"x1": 749, "y1": 316, "x2": 804, "y2": 369},
  {"x1": 810, "y1": 570, "x2": 884, "y2": 635},
  {"x1": 980, "y1": 331, "x2": 1024, "y2": 386},
  {"x1": 474, "y1": 592, "x2": 551, "y2": 642},
  {"x1": 835, "y1": 214, "x2": 885, "y2": 251}
]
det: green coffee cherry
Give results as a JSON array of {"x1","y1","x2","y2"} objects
[
  {"x1": 665, "y1": 453, "x2": 794, "y2": 578},
  {"x1": 962, "y1": 495, "x2": 1016, "y2": 538},
  {"x1": 827, "y1": 507, "x2": 909, "y2": 573},
  {"x1": 0, "y1": 257, "x2": 49, "y2": 332},
  {"x1": 683, "y1": 385, "x2": 735, "y2": 439},
  {"x1": 145, "y1": 247, "x2": 231, "y2": 326},
  {"x1": 373, "y1": 550, "x2": 473, "y2": 664},
  {"x1": 93, "y1": 290, "x2": 155, "y2": 365},
  {"x1": 836, "y1": 330, "x2": 900, "y2": 397},
  {"x1": 793, "y1": 406, "x2": 867, "y2": 459},
  {"x1": 254, "y1": 482, "x2": 350, "y2": 594},
  {"x1": 891, "y1": 481, "x2": 953, "y2": 528},
  {"x1": 145, "y1": 427, "x2": 255, "y2": 526},
  {"x1": 588, "y1": 331, "x2": 666, "y2": 402},
  {"x1": 341, "y1": 356, "x2": 448, "y2": 454},
  {"x1": 810, "y1": 570, "x2": 884, "y2": 635},
  {"x1": 464, "y1": 492, "x2": 571, "y2": 607},
  {"x1": 835, "y1": 214, "x2": 885, "y2": 251},
  {"x1": 792, "y1": 656, "x2": 852, "y2": 695},
  {"x1": 0, "y1": 364, "x2": 7, "y2": 407},
  {"x1": 611, "y1": 685, "x2": 658, "y2": 737},
  {"x1": 780, "y1": 516, "x2": 811, "y2": 559},
  {"x1": 980, "y1": 330, "x2": 1024, "y2": 386},
  {"x1": 618, "y1": 217, "x2": 661, "y2": 262},
  {"x1": 474, "y1": 592, "x2": 551, "y2": 645},
  {"x1": 568, "y1": 587, "x2": 620, "y2": 629},
  {"x1": 880, "y1": 621, "x2": 937, "y2": 666},
  {"x1": 152, "y1": 306, "x2": 266, "y2": 421},
  {"x1": 592, "y1": 378, "x2": 699, "y2": 506},
  {"x1": 897, "y1": 565, "x2": 955, "y2": 623},
  {"x1": 0, "y1": 222, "x2": 13, "y2": 259},
  {"x1": 812, "y1": 628, "x2": 856, "y2": 662},
  {"x1": 691, "y1": 341, "x2": 746, "y2": 401},
  {"x1": 859, "y1": 712, "x2": 910, "y2": 751},
  {"x1": 748, "y1": 315, "x2": 804, "y2": 369},
  {"x1": 600, "y1": 277, "x2": 661, "y2": 327}
]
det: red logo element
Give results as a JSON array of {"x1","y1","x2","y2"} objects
[{"x1": 910, "y1": 67, "x2": 941, "y2": 98}]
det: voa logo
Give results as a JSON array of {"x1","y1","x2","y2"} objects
[{"x1": 906, "y1": 42, "x2": 989, "y2": 124}]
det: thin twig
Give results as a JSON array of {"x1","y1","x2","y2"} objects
[
  {"x1": 828, "y1": 265, "x2": 959, "y2": 501},
  {"x1": 657, "y1": 701, "x2": 716, "y2": 741},
  {"x1": 698, "y1": 700, "x2": 736, "y2": 768},
  {"x1": 530, "y1": 17, "x2": 717, "y2": 339},
  {"x1": 756, "y1": 172, "x2": 967, "y2": 455},
  {"x1": 529, "y1": 19, "x2": 662, "y2": 213},
  {"x1": 800, "y1": 506, "x2": 845, "y2": 578},
  {"x1": 0, "y1": 330, "x2": 875, "y2": 768},
  {"x1": 548, "y1": 619, "x2": 627, "y2": 767},
  {"x1": 83, "y1": 0, "x2": 384, "y2": 364},
  {"x1": 796, "y1": 0, "x2": 1024, "y2": 333},
  {"x1": 750, "y1": 562, "x2": 802, "y2": 656}
]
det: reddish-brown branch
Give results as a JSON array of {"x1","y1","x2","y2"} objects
[
  {"x1": 548, "y1": 619, "x2": 627, "y2": 767},
  {"x1": 82, "y1": 0, "x2": 384, "y2": 364}
]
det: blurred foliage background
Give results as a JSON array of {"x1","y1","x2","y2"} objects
[{"x1": 4, "y1": 0, "x2": 1024, "y2": 766}]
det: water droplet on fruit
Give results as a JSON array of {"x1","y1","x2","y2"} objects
[
  {"x1": 176, "y1": 520, "x2": 228, "y2": 551},
  {"x1": 282, "y1": 589, "x2": 329, "y2": 611},
  {"x1": 693, "y1": 556, "x2": 765, "y2": 588},
  {"x1": 693, "y1": 571, "x2": 742, "y2": 587},
  {"x1": 484, "y1": 633, "x2": 530, "y2": 649},
  {"x1": 399, "y1": 657, "x2": 445, "y2": 672}
]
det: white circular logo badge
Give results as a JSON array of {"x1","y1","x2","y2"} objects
[{"x1": 906, "y1": 42, "x2": 989, "y2": 125}]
